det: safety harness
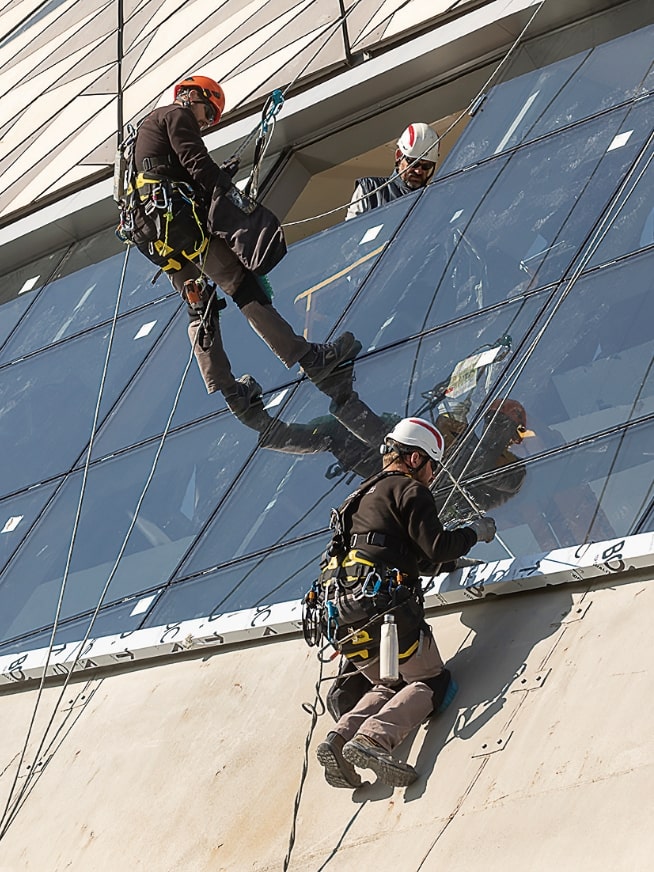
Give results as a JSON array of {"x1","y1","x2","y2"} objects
[
  {"x1": 302, "y1": 471, "x2": 426, "y2": 662},
  {"x1": 114, "y1": 122, "x2": 209, "y2": 274}
]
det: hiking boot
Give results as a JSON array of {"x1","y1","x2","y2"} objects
[
  {"x1": 342, "y1": 734, "x2": 418, "y2": 787},
  {"x1": 316, "y1": 732, "x2": 363, "y2": 789},
  {"x1": 300, "y1": 332, "x2": 362, "y2": 384},
  {"x1": 225, "y1": 375, "x2": 272, "y2": 432}
]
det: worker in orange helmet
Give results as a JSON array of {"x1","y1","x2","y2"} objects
[{"x1": 129, "y1": 74, "x2": 360, "y2": 426}]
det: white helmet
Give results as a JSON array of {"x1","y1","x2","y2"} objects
[
  {"x1": 382, "y1": 417, "x2": 445, "y2": 463},
  {"x1": 396, "y1": 123, "x2": 439, "y2": 160}
]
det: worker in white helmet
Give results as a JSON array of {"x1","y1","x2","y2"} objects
[
  {"x1": 345, "y1": 123, "x2": 440, "y2": 220},
  {"x1": 310, "y1": 417, "x2": 496, "y2": 789}
]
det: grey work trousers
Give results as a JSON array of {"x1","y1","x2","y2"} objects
[
  {"x1": 170, "y1": 236, "x2": 311, "y2": 395},
  {"x1": 335, "y1": 632, "x2": 445, "y2": 753}
]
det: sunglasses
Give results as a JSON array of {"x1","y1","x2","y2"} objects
[{"x1": 405, "y1": 159, "x2": 435, "y2": 172}]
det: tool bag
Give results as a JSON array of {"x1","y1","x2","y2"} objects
[{"x1": 207, "y1": 184, "x2": 287, "y2": 276}]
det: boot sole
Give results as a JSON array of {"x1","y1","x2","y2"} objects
[
  {"x1": 307, "y1": 336, "x2": 363, "y2": 384},
  {"x1": 316, "y1": 742, "x2": 362, "y2": 789},
  {"x1": 342, "y1": 742, "x2": 418, "y2": 788}
]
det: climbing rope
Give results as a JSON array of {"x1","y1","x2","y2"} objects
[
  {"x1": 281, "y1": 0, "x2": 547, "y2": 228},
  {"x1": 435, "y1": 124, "x2": 654, "y2": 527}
]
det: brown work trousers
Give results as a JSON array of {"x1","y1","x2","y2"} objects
[
  {"x1": 170, "y1": 236, "x2": 310, "y2": 395},
  {"x1": 334, "y1": 631, "x2": 445, "y2": 753}
]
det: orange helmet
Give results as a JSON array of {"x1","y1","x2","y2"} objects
[
  {"x1": 485, "y1": 398, "x2": 535, "y2": 440},
  {"x1": 174, "y1": 75, "x2": 225, "y2": 126}
]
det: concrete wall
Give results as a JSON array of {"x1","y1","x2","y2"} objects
[{"x1": 1, "y1": 569, "x2": 652, "y2": 871}]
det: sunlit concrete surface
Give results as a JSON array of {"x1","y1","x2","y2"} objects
[{"x1": 1, "y1": 570, "x2": 652, "y2": 871}]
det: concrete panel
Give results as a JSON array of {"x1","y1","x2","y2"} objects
[{"x1": 1, "y1": 574, "x2": 653, "y2": 870}]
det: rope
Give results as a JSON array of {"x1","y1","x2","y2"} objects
[
  {"x1": 0, "y1": 243, "x2": 131, "y2": 837},
  {"x1": 282, "y1": 658, "x2": 326, "y2": 872},
  {"x1": 282, "y1": 1, "x2": 547, "y2": 227},
  {"x1": 0, "y1": 287, "x2": 199, "y2": 839},
  {"x1": 436, "y1": 123, "x2": 654, "y2": 525}
]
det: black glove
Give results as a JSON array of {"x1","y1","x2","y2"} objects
[
  {"x1": 220, "y1": 157, "x2": 240, "y2": 178},
  {"x1": 468, "y1": 516, "x2": 497, "y2": 543}
]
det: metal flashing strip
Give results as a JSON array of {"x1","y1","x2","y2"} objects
[{"x1": 0, "y1": 531, "x2": 652, "y2": 688}]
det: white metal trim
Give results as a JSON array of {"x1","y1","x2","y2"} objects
[{"x1": 1, "y1": 531, "x2": 652, "y2": 688}]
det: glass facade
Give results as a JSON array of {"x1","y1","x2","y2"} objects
[{"x1": 0, "y1": 20, "x2": 652, "y2": 652}]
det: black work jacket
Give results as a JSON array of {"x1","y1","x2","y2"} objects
[
  {"x1": 134, "y1": 104, "x2": 223, "y2": 206},
  {"x1": 347, "y1": 471, "x2": 477, "y2": 577}
]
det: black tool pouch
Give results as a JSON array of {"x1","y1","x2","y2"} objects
[{"x1": 207, "y1": 184, "x2": 287, "y2": 275}]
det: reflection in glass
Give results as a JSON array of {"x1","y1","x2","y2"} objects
[
  {"x1": 0, "y1": 481, "x2": 59, "y2": 573},
  {"x1": 486, "y1": 250, "x2": 654, "y2": 448},
  {"x1": 341, "y1": 101, "x2": 653, "y2": 349},
  {"x1": 441, "y1": 419, "x2": 654, "y2": 561},
  {"x1": 180, "y1": 293, "x2": 544, "y2": 575},
  {"x1": 443, "y1": 21, "x2": 654, "y2": 170},
  {"x1": 0, "y1": 412, "x2": 258, "y2": 646},
  {"x1": 0, "y1": 235, "x2": 173, "y2": 363},
  {"x1": 269, "y1": 194, "x2": 417, "y2": 340},
  {"x1": 0, "y1": 296, "x2": 178, "y2": 498},
  {"x1": 146, "y1": 534, "x2": 328, "y2": 627}
]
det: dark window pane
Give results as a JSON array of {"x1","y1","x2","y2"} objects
[
  {"x1": 180, "y1": 293, "x2": 544, "y2": 573},
  {"x1": 435, "y1": 420, "x2": 654, "y2": 561},
  {"x1": 146, "y1": 534, "x2": 327, "y2": 625},
  {"x1": 0, "y1": 412, "x2": 258, "y2": 645},
  {"x1": 269, "y1": 193, "x2": 418, "y2": 340},
  {"x1": 0, "y1": 233, "x2": 172, "y2": 363},
  {"x1": 341, "y1": 101, "x2": 653, "y2": 349},
  {"x1": 443, "y1": 21, "x2": 654, "y2": 170},
  {"x1": 0, "y1": 597, "x2": 151, "y2": 656},
  {"x1": 486, "y1": 250, "x2": 654, "y2": 448},
  {"x1": 0, "y1": 481, "x2": 59, "y2": 573},
  {"x1": 587, "y1": 142, "x2": 654, "y2": 267},
  {"x1": 0, "y1": 249, "x2": 67, "y2": 348},
  {"x1": 0, "y1": 296, "x2": 177, "y2": 497}
]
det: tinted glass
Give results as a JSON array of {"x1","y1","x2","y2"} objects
[
  {"x1": 0, "y1": 480, "x2": 59, "y2": 573},
  {"x1": 0, "y1": 248, "x2": 67, "y2": 347},
  {"x1": 0, "y1": 296, "x2": 178, "y2": 498},
  {"x1": 0, "y1": 235, "x2": 172, "y2": 363},
  {"x1": 437, "y1": 419, "x2": 654, "y2": 562},
  {"x1": 269, "y1": 193, "x2": 418, "y2": 340},
  {"x1": 145, "y1": 534, "x2": 327, "y2": 627},
  {"x1": 180, "y1": 292, "x2": 545, "y2": 575},
  {"x1": 443, "y1": 22, "x2": 654, "y2": 171},
  {"x1": 0, "y1": 412, "x2": 258, "y2": 645},
  {"x1": 341, "y1": 100, "x2": 653, "y2": 349}
]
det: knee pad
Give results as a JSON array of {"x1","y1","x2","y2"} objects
[
  {"x1": 423, "y1": 668, "x2": 452, "y2": 716},
  {"x1": 232, "y1": 272, "x2": 273, "y2": 308}
]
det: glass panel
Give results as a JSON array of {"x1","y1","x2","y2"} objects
[
  {"x1": 0, "y1": 248, "x2": 68, "y2": 348},
  {"x1": 0, "y1": 296, "x2": 178, "y2": 498},
  {"x1": 146, "y1": 534, "x2": 328, "y2": 625},
  {"x1": 587, "y1": 140, "x2": 654, "y2": 267},
  {"x1": 435, "y1": 419, "x2": 654, "y2": 562},
  {"x1": 0, "y1": 232, "x2": 173, "y2": 363},
  {"x1": 0, "y1": 412, "x2": 258, "y2": 645},
  {"x1": 269, "y1": 193, "x2": 418, "y2": 341},
  {"x1": 443, "y1": 21, "x2": 654, "y2": 171},
  {"x1": 0, "y1": 598, "x2": 150, "y2": 656},
  {"x1": 485, "y1": 250, "x2": 654, "y2": 449},
  {"x1": 341, "y1": 101, "x2": 654, "y2": 350},
  {"x1": 0, "y1": 480, "x2": 59, "y2": 573},
  {"x1": 180, "y1": 292, "x2": 544, "y2": 574}
]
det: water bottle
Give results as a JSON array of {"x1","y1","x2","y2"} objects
[{"x1": 379, "y1": 614, "x2": 399, "y2": 683}]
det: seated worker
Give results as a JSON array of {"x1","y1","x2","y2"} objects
[
  {"x1": 310, "y1": 417, "x2": 496, "y2": 789},
  {"x1": 345, "y1": 122, "x2": 439, "y2": 220},
  {"x1": 127, "y1": 74, "x2": 360, "y2": 424}
]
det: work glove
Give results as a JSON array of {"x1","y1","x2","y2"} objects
[
  {"x1": 468, "y1": 515, "x2": 497, "y2": 543},
  {"x1": 220, "y1": 157, "x2": 240, "y2": 178}
]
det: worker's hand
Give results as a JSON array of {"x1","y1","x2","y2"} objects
[
  {"x1": 468, "y1": 516, "x2": 496, "y2": 543},
  {"x1": 220, "y1": 157, "x2": 240, "y2": 178}
]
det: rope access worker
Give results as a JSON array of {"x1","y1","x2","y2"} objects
[
  {"x1": 130, "y1": 74, "x2": 360, "y2": 423},
  {"x1": 312, "y1": 417, "x2": 496, "y2": 788},
  {"x1": 345, "y1": 122, "x2": 440, "y2": 220}
]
